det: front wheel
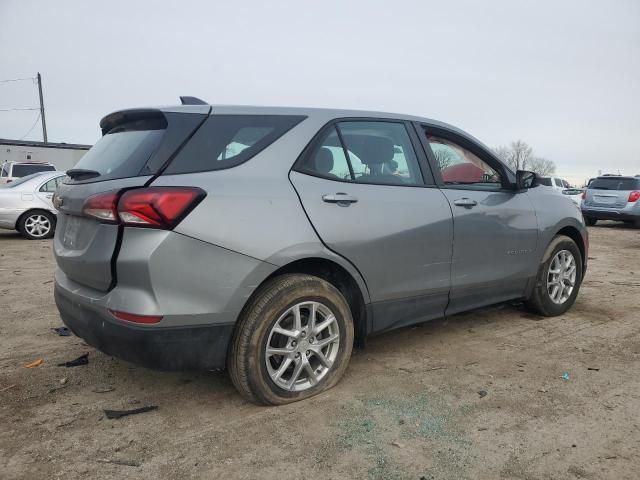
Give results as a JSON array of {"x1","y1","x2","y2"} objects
[
  {"x1": 525, "y1": 235, "x2": 583, "y2": 316},
  {"x1": 18, "y1": 210, "x2": 56, "y2": 240},
  {"x1": 228, "y1": 274, "x2": 354, "y2": 405}
]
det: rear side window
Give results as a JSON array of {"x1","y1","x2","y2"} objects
[
  {"x1": 590, "y1": 177, "x2": 639, "y2": 190},
  {"x1": 12, "y1": 164, "x2": 55, "y2": 177},
  {"x1": 164, "y1": 115, "x2": 306, "y2": 175},
  {"x1": 297, "y1": 120, "x2": 425, "y2": 186},
  {"x1": 72, "y1": 118, "x2": 166, "y2": 181},
  {"x1": 538, "y1": 177, "x2": 552, "y2": 186}
]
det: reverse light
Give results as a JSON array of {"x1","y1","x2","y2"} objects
[
  {"x1": 108, "y1": 309, "x2": 163, "y2": 324},
  {"x1": 118, "y1": 187, "x2": 205, "y2": 228},
  {"x1": 82, "y1": 192, "x2": 119, "y2": 223},
  {"x1": 628, "y1": 191, "x2": 640, "y2": 203}
]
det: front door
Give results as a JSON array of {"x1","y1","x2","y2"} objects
[
  {"x1": 419, "y1": 128, "x2": 539, "y2": 315},
  {"x1": 290, "y1": 119, "x2": 453, "y2": 332}
]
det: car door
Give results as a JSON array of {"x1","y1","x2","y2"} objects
[
  {"x1": 290, "y1": 119, "x2": 453, "y2": 332},
  {"x1": 417, "y1": 124, "x2": 539, "y2": 315}
]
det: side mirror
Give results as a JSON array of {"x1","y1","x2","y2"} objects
[{"x1": 516, "y1": 170, "x2": 538, "y2": 190}]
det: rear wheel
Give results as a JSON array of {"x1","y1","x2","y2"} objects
[
  {"x1": 584, "y1": 217, "x2": 597, "y2": 226},
  {"x1": 18, "y1": 210, "x2": 56, "y2": 240},
  {"x1": 228, "y1": 274, "x2": 354, "y2": 405},
  {"x1": 526, "y1": 235, "x2": 583, "y2": 316}
]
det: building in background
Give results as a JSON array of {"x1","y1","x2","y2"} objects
[{"x1": 0, "y1": 138, "x2": 91, "y2": 172}]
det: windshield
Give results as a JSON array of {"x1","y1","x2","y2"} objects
[
  {"x1": 12, "y1": 164, "x2": 55, "y2": 177},
  {"x1": 590, "y1": 177, "x2": 639, "y2": 190},
  {"x1": 0, "y1": 172, "x2": 46, "y2": 188}
]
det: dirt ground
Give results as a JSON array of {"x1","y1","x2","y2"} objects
[{"x1": 0, "y1": 223, "x2": 639, "y2": 480}]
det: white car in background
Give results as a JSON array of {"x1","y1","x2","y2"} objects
[
  {"x1": 538, "y1": 176, "x2": 583, "y2": 206},
  {"x1": 0, "y1": 171, "x2": 65, "y2": 239},
  {"x1": 0, "y1": 161, "x2": 57, "y2": 184}
]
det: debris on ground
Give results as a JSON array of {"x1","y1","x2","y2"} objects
[
  {"x1": 104, "y1": 406, "x2": 158, "y2": 419},
  {"x1": 95, "y1": 458, "x2": 141, "y2": 467},
  {"x1": 0, "y1": 384, "x2": 17, "y2": 393},
  {"x1": 24, "y1": 358, "x2": 43, "y2": 368},
  {"x1": 561, "y1": 372, "x2": 570, "y2": 381},
  {"x1": 58, "y1": 353, "x2": 89, "y2": 367},
  {"x1": 587, "y1": 367, "x2": 600, "y2": 371},
  {"x1": 51, "y1": 326, "x2": 72, "y2": 336},
  {"x1": 93, "y1": 386, "x2": 115, "y2": 393},
  {"x1": 391, "y1": 440, "x2": 403, "y2": 448},
  {"x1": 477, "y1": 390, "x2": 488, "y2": 398}
]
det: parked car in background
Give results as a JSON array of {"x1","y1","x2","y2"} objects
[
  {"x1": 0, "y1": 171, "x2": 66, "y2": 239},
  {"x1": 0, "y1": 161, "x2": 56, "y2": 184},
  {"x1": 538, "y1": 176, "x2": 582, "y2": 206},
  {"x1": 582, "y1": 175, "x2": 640, "y2": 227},
  {"x1": 53, "y1": 103, "x2": 587, "y2": 405},
  {"x1": 561, "y1": 187, "x2": 584, "y2": 206}
]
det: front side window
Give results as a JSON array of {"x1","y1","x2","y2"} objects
[
  {"x1": 427, "y1": 135, "x2": 502, "y2": 188},
  {"x1": 299, "y1": 121, "x2": 424, "y2": 186}
]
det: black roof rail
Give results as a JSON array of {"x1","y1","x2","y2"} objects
[{"x1": 180, "y1": 96, "x2": 208, "y2": 105}]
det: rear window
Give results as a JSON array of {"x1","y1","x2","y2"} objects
[
  {"x1": 1, "y1": 172, "x2": 46, "y2": 188},
  {"x1": 71, "y1": 117, "x2": 166, "y2": 181},
  {"x1": 164, "y1": 115, "x2": 306, "y2": 175},
  {"x1": 12, "y1": 164, "x2": 55, "y2": 177},
  {"x1": 590, "y1": 177, "x2": 639, "y2": 190}
]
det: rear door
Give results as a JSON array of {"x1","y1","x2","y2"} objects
[
  {"x1": 585, "y1": 177, "x2": 639, "y2": 208},
  {"x1": 54, "y1": 108, "x2": 208, "y2": 291},
  {"x1": 290, "y1": 119, "x2": 453, "y2": 332},
  {"x1": 417, "y1": 125, "x2": 538, "y2": 314}
]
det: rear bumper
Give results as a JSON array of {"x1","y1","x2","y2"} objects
[
  {"x1": 55, "y1": 276, "x2": 234, "y2": 371},
  {"x1": 582, "y1": 207, "x2": 639, "y2": 222}
]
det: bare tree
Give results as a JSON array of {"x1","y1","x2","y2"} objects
[
  {"x1": 493, "y1": 140, "x2": 533, "y2": 171},
  {"x1": 528, "y1": 156, "x2": 556, "y2": 176}
]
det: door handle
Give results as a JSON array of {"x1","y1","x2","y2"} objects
[
  {"x1": 322, "y1": 193, "x2": 358, "y2": 205},
  {"x1": 453, "y1": 198, "x2": 477, "y2": 207}
]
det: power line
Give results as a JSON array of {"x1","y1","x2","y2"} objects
[
  {"x1": 0, "y1": 107, "x2": 40, "y2": 112},
  {"x1": 18, "y1": 112, "x2": 42, "y2": 140},
  {"x1": 0, "y1": 77, "x2": 36, "y2": 84}
]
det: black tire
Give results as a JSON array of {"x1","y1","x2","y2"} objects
[
  {"x1": 17, "y1": 210, "x2": 56, "y2": 240},
  {"x1": 584, "y1": 217, "x2": 597, "y2": 226},
  {"x1": 525, "y1": 235, "x2": 583, "y2": 317},
  {"x1": 227, "y1": 274, "x2": 354, "y2": 405}
]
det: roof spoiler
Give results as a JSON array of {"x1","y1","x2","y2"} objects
[{"x1": 180, "y1": 96, "x2": 208, "y2": 105}]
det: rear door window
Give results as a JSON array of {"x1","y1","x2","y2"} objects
[
  {"x1": 12, "y1": 164, "x2": 55, "y2": 177},
  {"x1": 164, "y1": 115, "x2": 306, "y2": 175},
  {"x1": 590, "y1": 177, "x2": 639, "y2": 190}
]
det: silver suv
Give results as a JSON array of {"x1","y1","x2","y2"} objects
[
  {"x1": 53, "y1": 103, "x2": 588, "y2": 405},
  {"x1": 582, "y1": 175, "x2": 640, "y2": 227}
]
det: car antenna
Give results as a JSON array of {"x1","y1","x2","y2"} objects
[{"x1": 179, "y1": 96, "x2": 208, "y2": 105}]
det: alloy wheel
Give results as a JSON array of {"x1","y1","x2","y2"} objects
[
  {"x1": 547, "y1": 249, "x2": 577, "y2": 304},
  {"x1": 24, "y1": 214, "x2": 51, "y2": 238}
]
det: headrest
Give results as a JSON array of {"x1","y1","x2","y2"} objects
[
  {"x1": 360, "y1": 136, "x2": 395, "y2": 165},
  {"x1": 313, "y1": 147, "x2": 334, "y2": 174}
]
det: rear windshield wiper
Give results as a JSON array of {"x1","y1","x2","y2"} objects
[{"x1": 66, "y1": 168, "x2": 101, "y2": 180}]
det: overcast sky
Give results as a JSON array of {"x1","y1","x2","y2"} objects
[{"x1": 1, "y1": 0, "x2": 638, "y2": 183}]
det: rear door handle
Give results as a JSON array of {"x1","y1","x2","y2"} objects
[
  {"x1": 322, "y1": 193, "x2": 358, "y2": 205},
  {"x1": 453, "y1": 198, "x2": 477, "y2": 207}
]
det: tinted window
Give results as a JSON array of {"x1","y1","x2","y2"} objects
[
  {"x1": 590, "y1": 177, "x2": 639, "y2": 190},
  {"x1": 73, "y1": 119, "x2": 165, "y2": 181},
  {"x1": 1, "y1": 172, "x2": 45, "y2": 188},
  {"x1": 554, "y1": 178, "x2": 563, "y2": 187},
  {"x1": 538, "y1": 177, "x2": 552, "y2": 186},
  {"x1": 165, "y1": 115, "x2": 305, "y2": 175},
  {"x1": 12, "y1": 164, "x2": 56, "y2": 177},
  {"x1": 428, "y1": 136, "x2": 501, "y2": 187},
  {"x1": 299, "y1": 121, "x2": 424, "y2": 186}
]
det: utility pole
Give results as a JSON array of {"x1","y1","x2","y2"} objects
[{"x1": 36, "y1": 72, "x2": 47, "y2": 143}]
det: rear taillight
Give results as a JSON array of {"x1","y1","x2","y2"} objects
[
  {"x1": 83, "y1": 192, "x2": 119, "y2": 223},
  {"x1": 82, "y1": 187, "x2": 205, "y2": 229},
  {"x1": 628, "y1": 191, "x2": 640, "y2": 203},
  {"x1": 118, "y1": 187, "x2": 205, "y2": 228},
  {"x1": 581, "y1": 191, "x2": 586, "y2": 200}
]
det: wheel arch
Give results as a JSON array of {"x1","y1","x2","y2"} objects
[
  {"x1": 15, "y1": 208, "x2": 56, "y2": 231},
  {"x1": 555, "y1": 225, "x2": 586, "y2": 268},
  {"x1": 253, "y1": 257, "x2": 369, "y2": 348}
]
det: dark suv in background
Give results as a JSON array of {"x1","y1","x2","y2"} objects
[{"x1": 582, "y1": 175, "x2": 640, "y2": 227}]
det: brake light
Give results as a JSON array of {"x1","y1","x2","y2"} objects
[
  {"x1": 118, "y1": 187, "x2": 205, "y2": 228},
  {"x1": 581, "y1": 191, "x2": 586, "y2": 200},
  {"x1": 108, "y1": 309, "x2": 162, "y2": 324},
  {"x1": 628, "y1": 191, "x2": 640, "y2": 202},
  {"x1": 82, "y1": 192, "x2": 119, "y2": 223}
]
